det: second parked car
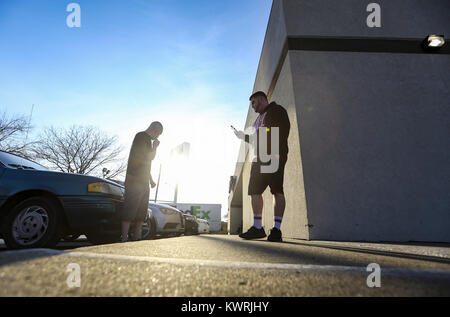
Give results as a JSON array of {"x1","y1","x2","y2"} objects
[
  {"x1": 182, "y1": 212, "x2": 199, "y2": 235},
  {"x1": 148, "y1": 203, "x2": 185, "y2": 237},
  {"x1": 197, "y1": 218, "x2": 210, "y2": 234}
]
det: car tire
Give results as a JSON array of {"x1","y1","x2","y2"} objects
[
  {"x1": 2, "y1": 197, "x2": 63, "y2": 249},
  {"x1": 142, "y1": 217, "x2": 156, "y2": 240}
]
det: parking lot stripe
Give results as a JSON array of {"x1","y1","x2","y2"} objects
[{"x1": 65, "y1": 252, "x2": 450, "y2": 277}]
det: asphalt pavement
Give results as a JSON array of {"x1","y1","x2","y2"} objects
[{"x1": 0, "y1": 234, "x2": 449, "y2": 296}]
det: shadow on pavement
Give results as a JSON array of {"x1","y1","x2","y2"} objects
[
  {"x1": 287, "y1": 242, "x2": 450, "y2": 265},
  {"x1": 198, "y1": 235, "x2": 450, "y2": 266},
  {"x1": 371, "y1": 241, "x2": 450, "y2": 248},
  {"x1": 0, "y1": 248, "x2": 65, "y2": 268},
  {"x1": 193, "y1": 235, "x2": 374, "y2": 267},
  {"x1": 0, "y1": 234, "x2": 187, "y2": 267}
]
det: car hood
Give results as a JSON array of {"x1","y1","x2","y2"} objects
[{"x1": 6, "y1": 168, "x2": 124, "y2": 188}]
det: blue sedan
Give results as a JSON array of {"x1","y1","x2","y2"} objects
[{"x1": 0, "y1": 151, "x2": 130, "y2": 248}]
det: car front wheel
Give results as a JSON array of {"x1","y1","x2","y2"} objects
[
  {"x1": 2, "y1": 197, "x2": 62, "y2": 249},
  {"x1": 142, "y1": 217, "x2": 156, "y2": 240}
]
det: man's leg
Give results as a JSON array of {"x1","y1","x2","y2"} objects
[
  {"x1": 273, "y1": 193, "x2": 286, "y2": 229},
  {"x1": 251, "y1": 195, "x2": 264, "y2": 229},
  {"x1": 122, "y1": 182, "x2": 141, "y2": 242},
  {"x1": 132, "y1": 221, "x2": 144, "y2": 241},
  {"x1": 239, "y1": 194, "x2": 267, "y2": 240},
  {"x1": 266, "y1": 193, "x2": 285, "y2": 242},
  {"x1": 239, "y1": 164, "x2": 268, "y2": 240},
  {"x1": 267, "y1": 157, "x2": 286, "y2": 242},
  {"x1": 121, "y1": 221, "x2": 131, "y2": 242},
  {"x1": 131, "y1": 187, "x2": 150, "y2": 241},
  {"x1": 128, "y1": 186, "x2": 149, "y2": 242}
]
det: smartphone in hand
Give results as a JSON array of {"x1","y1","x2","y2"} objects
[{"x1": 231, "y1": 125, "x2": 245, "y2": 140}]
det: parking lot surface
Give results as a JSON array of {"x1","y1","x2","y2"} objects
[{"x1": 0, "y1": 235, "x2": 449, "y2": 296}]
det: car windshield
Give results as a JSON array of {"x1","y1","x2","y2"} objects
[{"x1": 0, "y1": 152, "x2": 48, "y2": 171}]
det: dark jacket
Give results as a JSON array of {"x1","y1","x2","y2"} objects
[
  {"x1": 125, "y1": 132, "x2": 155, "y2": 185},
  {"x1": 245, "y1": 102, "x2": 291, "y2": 163}
]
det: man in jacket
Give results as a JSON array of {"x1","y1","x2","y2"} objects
[
  {"x1": 234, "y1": 91, "x2": 290, "y2": 242},
  {"x1": 121, "y1": 121, "x2": 163, "y2": 242}
]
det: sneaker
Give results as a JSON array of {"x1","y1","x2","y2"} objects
[
  {"x1": 267, "y1": 228, "x2": 283, "y2": 242},
  {"x1": 239, "y1": 226, "x2": 267, "y2": 240}
]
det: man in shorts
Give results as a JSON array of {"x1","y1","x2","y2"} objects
[
  {"x1": 121, "y1": 122, "x2": 163, "y2": 242},
  {"x1": 234, "y1": 91, "x2": 290, "y2": 242}
]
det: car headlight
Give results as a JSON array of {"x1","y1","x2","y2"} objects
[
  {"x1": 160, "y1": 208, "x2": 175, "y2": 215},
  {"x1": 88, "y1": 182, "x2": 124, "y2": 197}
]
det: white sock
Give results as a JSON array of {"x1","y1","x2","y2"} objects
[
  {"x1": 274, "y1": 216, "x2": 283, "y2": 230},
  {"x1": 253, "y1": 215, "x2": 262, "y2": 229}
]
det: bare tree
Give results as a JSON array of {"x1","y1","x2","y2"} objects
[
  {"x1": 32, "y1": 125, "x2": 126, "y2": 178},
  {"x1": 0, "y1": 110, "x2": 33, "y2": 156}
]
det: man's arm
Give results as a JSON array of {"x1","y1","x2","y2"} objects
[
  {"x1": 234, "y1": 129, "x2": 255, "y2": 143},
  {"x1": 150, "y1": 175, "x2": 156, "y2": 188},
  {"x1": 148, "y1": 139, "x2": 159, "y2": 187},
  {"x1": 149, "y1": 139, "x2": 160, "y2": 188},
  {"x1": 149, "y1": 139, "x2": 160, "y2": 160},
  {"x1": 265, "y1": 106, "x2": 290, "y2": 159}
]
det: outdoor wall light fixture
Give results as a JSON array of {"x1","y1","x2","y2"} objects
[{"x1": 423, "y1": 35, "x2": 445, "y2": 50}]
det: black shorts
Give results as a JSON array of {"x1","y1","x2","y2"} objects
[
  {"x1": 121, "y1": 182, "x2": 150, "y2": 222},
  {"x1": 248, "y1": 158, "x2": 287, "y2": 196}
]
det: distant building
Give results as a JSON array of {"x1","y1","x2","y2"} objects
[
  {"x1": 176, "y1": 203, "x2": 222, "y2": 232},
  {"x1": 228, "y1": 0, "x2": 450, "y2": 242}
]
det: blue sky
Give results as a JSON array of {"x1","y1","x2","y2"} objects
[{"x1": 0, "y1": 0, "x2": 273, "y2": 217}]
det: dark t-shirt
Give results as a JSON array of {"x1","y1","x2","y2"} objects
[
  {"x1": 245, "y1": 102, "x2": 291, "y2": 163},
  {"x1": 125, "y1": 132, "x2": 154, "y2": 185}
]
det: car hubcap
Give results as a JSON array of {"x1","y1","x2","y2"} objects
[{"x1": 12, "y1": 206, "x2": 49, "y2": 246}]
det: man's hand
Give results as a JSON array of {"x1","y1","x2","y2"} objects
[
  {"x1": 150, "y1": 139, "x2": 159, "y2": 160},
  {"x1": 150, "y1": 179, "x2": 157, "y2": 188},
  {"x1": 234, "y1": 130, "x2": 245, "y2": 141}
]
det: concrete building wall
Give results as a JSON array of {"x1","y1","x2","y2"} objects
[
  {"x1": 282, "y1": 0, "x2": 450, "y2": 38},
  {"x1": 268, "y1": 53, "x2": 310, "y2": 239},
  {"x1": 251, "y1": 0, "x2": 450, "y2": 97},
  {"x1": 252, "y1": 0, "x2": 287, "y2": 100},
  {"x1": 290, "y1": 50, "x2": 450, "y2": 241},
  {"x1": 228, "y1": 206, "x2": 243, "y2": 234},
  {"x1": 241, "y1": 155, "x2": 253, "y2": 232}
]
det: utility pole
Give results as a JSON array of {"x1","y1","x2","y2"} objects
[
  {"x1": 174, "y1": 183, "x2": 178, "y2": 204},
  {"x1": 170, "y1": 142, "x2": 190, "y2": 205},
  {"x1": 154, "y1": 164, "x2": 162, "y2": 203}
]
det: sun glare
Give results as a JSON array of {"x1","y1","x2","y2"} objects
[{"x1": 112, "y1": 106, "x2": 243, "y2": 218}]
